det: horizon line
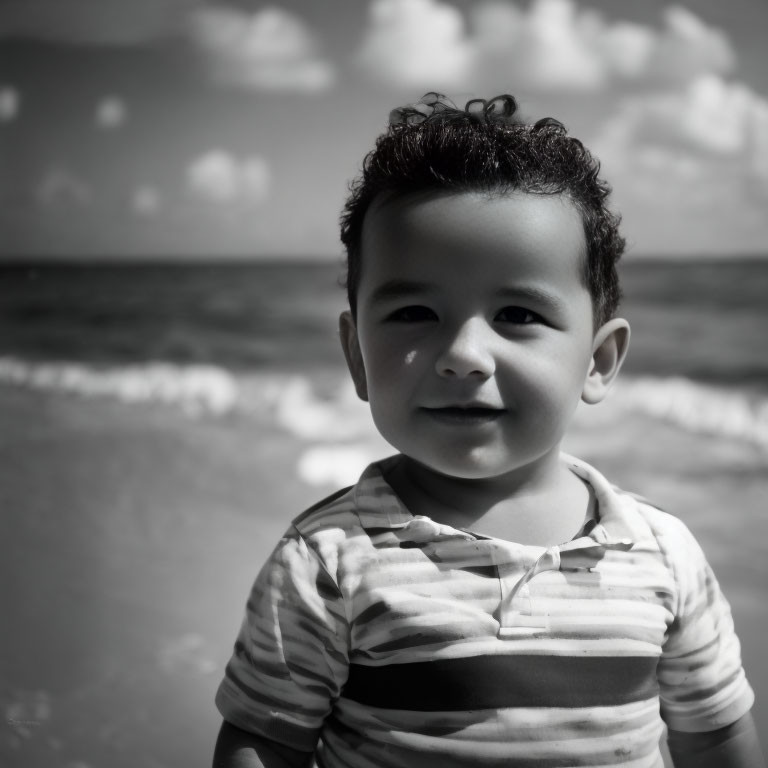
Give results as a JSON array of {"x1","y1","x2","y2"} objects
[{"x1": 1, "y1": 252, "x2": 768, "y2": 267}]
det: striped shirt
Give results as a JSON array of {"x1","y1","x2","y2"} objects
[{"x1": 216, "y1": 454, "x2": 754, "y2": 767}]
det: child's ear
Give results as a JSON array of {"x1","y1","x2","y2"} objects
[
  {"x1": 581, "y1": 318, "x2": 630, "y2": 405},
  {"x1": 339, "y1": 310, "x2": 369, "y2": 402}
]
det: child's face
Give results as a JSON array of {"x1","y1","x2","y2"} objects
[{"x1": 341, "y1": 190, "x2": 622, "y2": 482}]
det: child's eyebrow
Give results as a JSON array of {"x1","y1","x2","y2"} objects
[
  {"x1": 496, "y1": 285, "x2": 566, "y2": 312},
  {"x1": 368, "y1": 279, "x2": 433, "y2": 304},
  {"x1": 367, "y1": 280, "x2": 568, "y2": 312}
]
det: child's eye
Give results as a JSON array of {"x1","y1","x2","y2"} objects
[
  {"x1": 495, "y1": 306, "x2": 543, "y2": 325},
  {"x1": 385, "y1": 305, "x2": 438, "y2": 323}
]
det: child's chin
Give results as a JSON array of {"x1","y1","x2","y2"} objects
[{"x1": 412, "y1": 452, "x2": 519, "y2": 481}]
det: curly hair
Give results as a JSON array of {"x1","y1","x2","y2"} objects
[{"x1": 339, "y1": 93, "x2": 625, "y2": 327}]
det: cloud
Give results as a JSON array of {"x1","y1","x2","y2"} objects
[
  {"x1": 358, "y1": 0, "x2": 736, "y2": 94},
  {"x1": 186, "y1": 150, "x2": 271, "y2": 206},
  {"x1": 95, "y1": 96, "x2": 127, "y2": 129},
  {"x1": 474, "y1": 0, "x2": 735, "y2": 92},
  {"x1": 676, "y1": 77, "x2": 765, "y2": 155},
  {"x1": 588, "y1": 74, "x2": 768, "y2": 252},
  {"x1": 0, "y1": 86, "x2": 19, "y2": 122},
  {"x1": 36, "y1": 168, "x2": 92, "y2": 207},
  {"x1": 132, "y1": 185, "x2": 162, "y2": 216},
  {"x1": 471, "y1": 0, "x2": 607, "y2": 91},
  {"x1": 357, "y1": 0, "x2": 474, "y2": 90},
  {"x1": 188, "y1": 6, "x2": 334, "y2": 91},
  {"x1": 643, "y1": 6, "x2": 735, "y2": 87},
  {"x1": 594, "y1": 76, "x2": 768, "y2": 167}
]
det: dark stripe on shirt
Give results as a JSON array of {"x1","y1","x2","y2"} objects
[{"x1": 342, "y1": 655, "x2": 659, "y2": 710}]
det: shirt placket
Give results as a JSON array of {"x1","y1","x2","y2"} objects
[
  {"x1": 493, "y1": 534, "x2": 634, "y2": 639},
  {"x1": 495, "y1": 546, "x2": 556, "y2": 637}
]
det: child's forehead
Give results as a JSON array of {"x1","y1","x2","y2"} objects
[
  {"x1": 361, "y1": 189, "x2": 586, "y2": 267},
  {"x1": 358, "y1": 189, "x2": 591, "y2": 307},
  {"x1": 366, "y1": 187, "x2": 582, "y2": 232}
]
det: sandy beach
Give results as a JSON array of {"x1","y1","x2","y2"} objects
[{"x1": 2, "y1": 380, "x2": 766, "y2": 767}]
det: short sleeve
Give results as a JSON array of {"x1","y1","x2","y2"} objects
[
  {"x1": 215, "y1": 527, "x2": 350, "y2": 750},
  {"x1": 656, "y1": 515, "x2": 754, "y2": 733}
]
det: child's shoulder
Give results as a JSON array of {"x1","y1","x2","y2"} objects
[
  {"x1": 567, "y1": 455, "x2": 689, "y2": 543},
  {"x1": 290, "y1": 483, "x2": 359, "y2": 537},
  {"x1": 282, "y1": 465, "x2": 400, "y2": 584},
  {"x1": 609, "y1": 483, "x2": 708, "y2": 562},
  {"x1": 290, "y1": 456, "x2": 402, "y2": 540}
]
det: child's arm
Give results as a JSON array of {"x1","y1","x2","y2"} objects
[
  {"x1": 214, "y1": 528, "x2": 349, "y2": 767},
  {"x1": 652, "y1": 513, "x2": 760, "y2": 766},
  {"x1": 667, "y1": 711, "x2": 766, "y2": 768},
  {"x1": 212, "y1": 721, "x2": 315, "y2": 768}
]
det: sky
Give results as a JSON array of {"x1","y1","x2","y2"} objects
[{"x1": 1, "y1": 0, "x2": 767, "y2": 260}]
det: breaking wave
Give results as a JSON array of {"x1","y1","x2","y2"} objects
[
  {"x1": 1, "y1": 356, "x2": 767, "y2": 450},
  {"x1": 605, "y1": 376, "x2": 768, "y2": 450},
  {"x1": 0, "y1": 357, "x2": 238, "y2": 416}
]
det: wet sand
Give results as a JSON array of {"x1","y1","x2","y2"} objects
[{"x1": 1, "y1": 383, "x2": 766, "y2": 767}]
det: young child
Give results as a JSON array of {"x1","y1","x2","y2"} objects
[{"x1": 212, "y1": 94, "x2": 763, "y2": 768}]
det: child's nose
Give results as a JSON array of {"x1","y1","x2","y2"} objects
[{"x1": 435, "y1": 319, "x2": 495, "y2": 379}]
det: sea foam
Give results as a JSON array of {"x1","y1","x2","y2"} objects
[
  {"x1": 2, "y1": 356, "x2": 767, "y2": 453},
  {"x1": 606, "y1": 376, "x2": 768, "y2": 450},
  {"x1": 0, "y1": 357, "x2": 238, "y2": 415}
]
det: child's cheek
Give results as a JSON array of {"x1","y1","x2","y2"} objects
[{"x1": 373, "y1": 342, "x2": 420, "y2": 376}]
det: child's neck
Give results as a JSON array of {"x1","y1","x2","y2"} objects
[{"x1": 385, "y1": 452, "x2": 594, "y2": 548}]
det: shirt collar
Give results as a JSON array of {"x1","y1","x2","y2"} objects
[{"x1": 352, "y1": 453, "x2": 660, "y2": 556}]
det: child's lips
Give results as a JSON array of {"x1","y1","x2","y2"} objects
[{"x1": 420, "y1": 405, "x2": 507, "y2": 424}]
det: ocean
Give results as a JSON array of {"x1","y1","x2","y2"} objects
[{"x1": 2, "y1": 258, "x2": 768, "y2": 450}]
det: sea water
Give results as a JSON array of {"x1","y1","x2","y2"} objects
[{"x1": 2, "y1": 258, "x2": 768, "y2": 450}]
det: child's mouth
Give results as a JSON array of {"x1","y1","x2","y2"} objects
[{"x1": 422, "y1": 406, "x2": 505, "y2": 424}]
